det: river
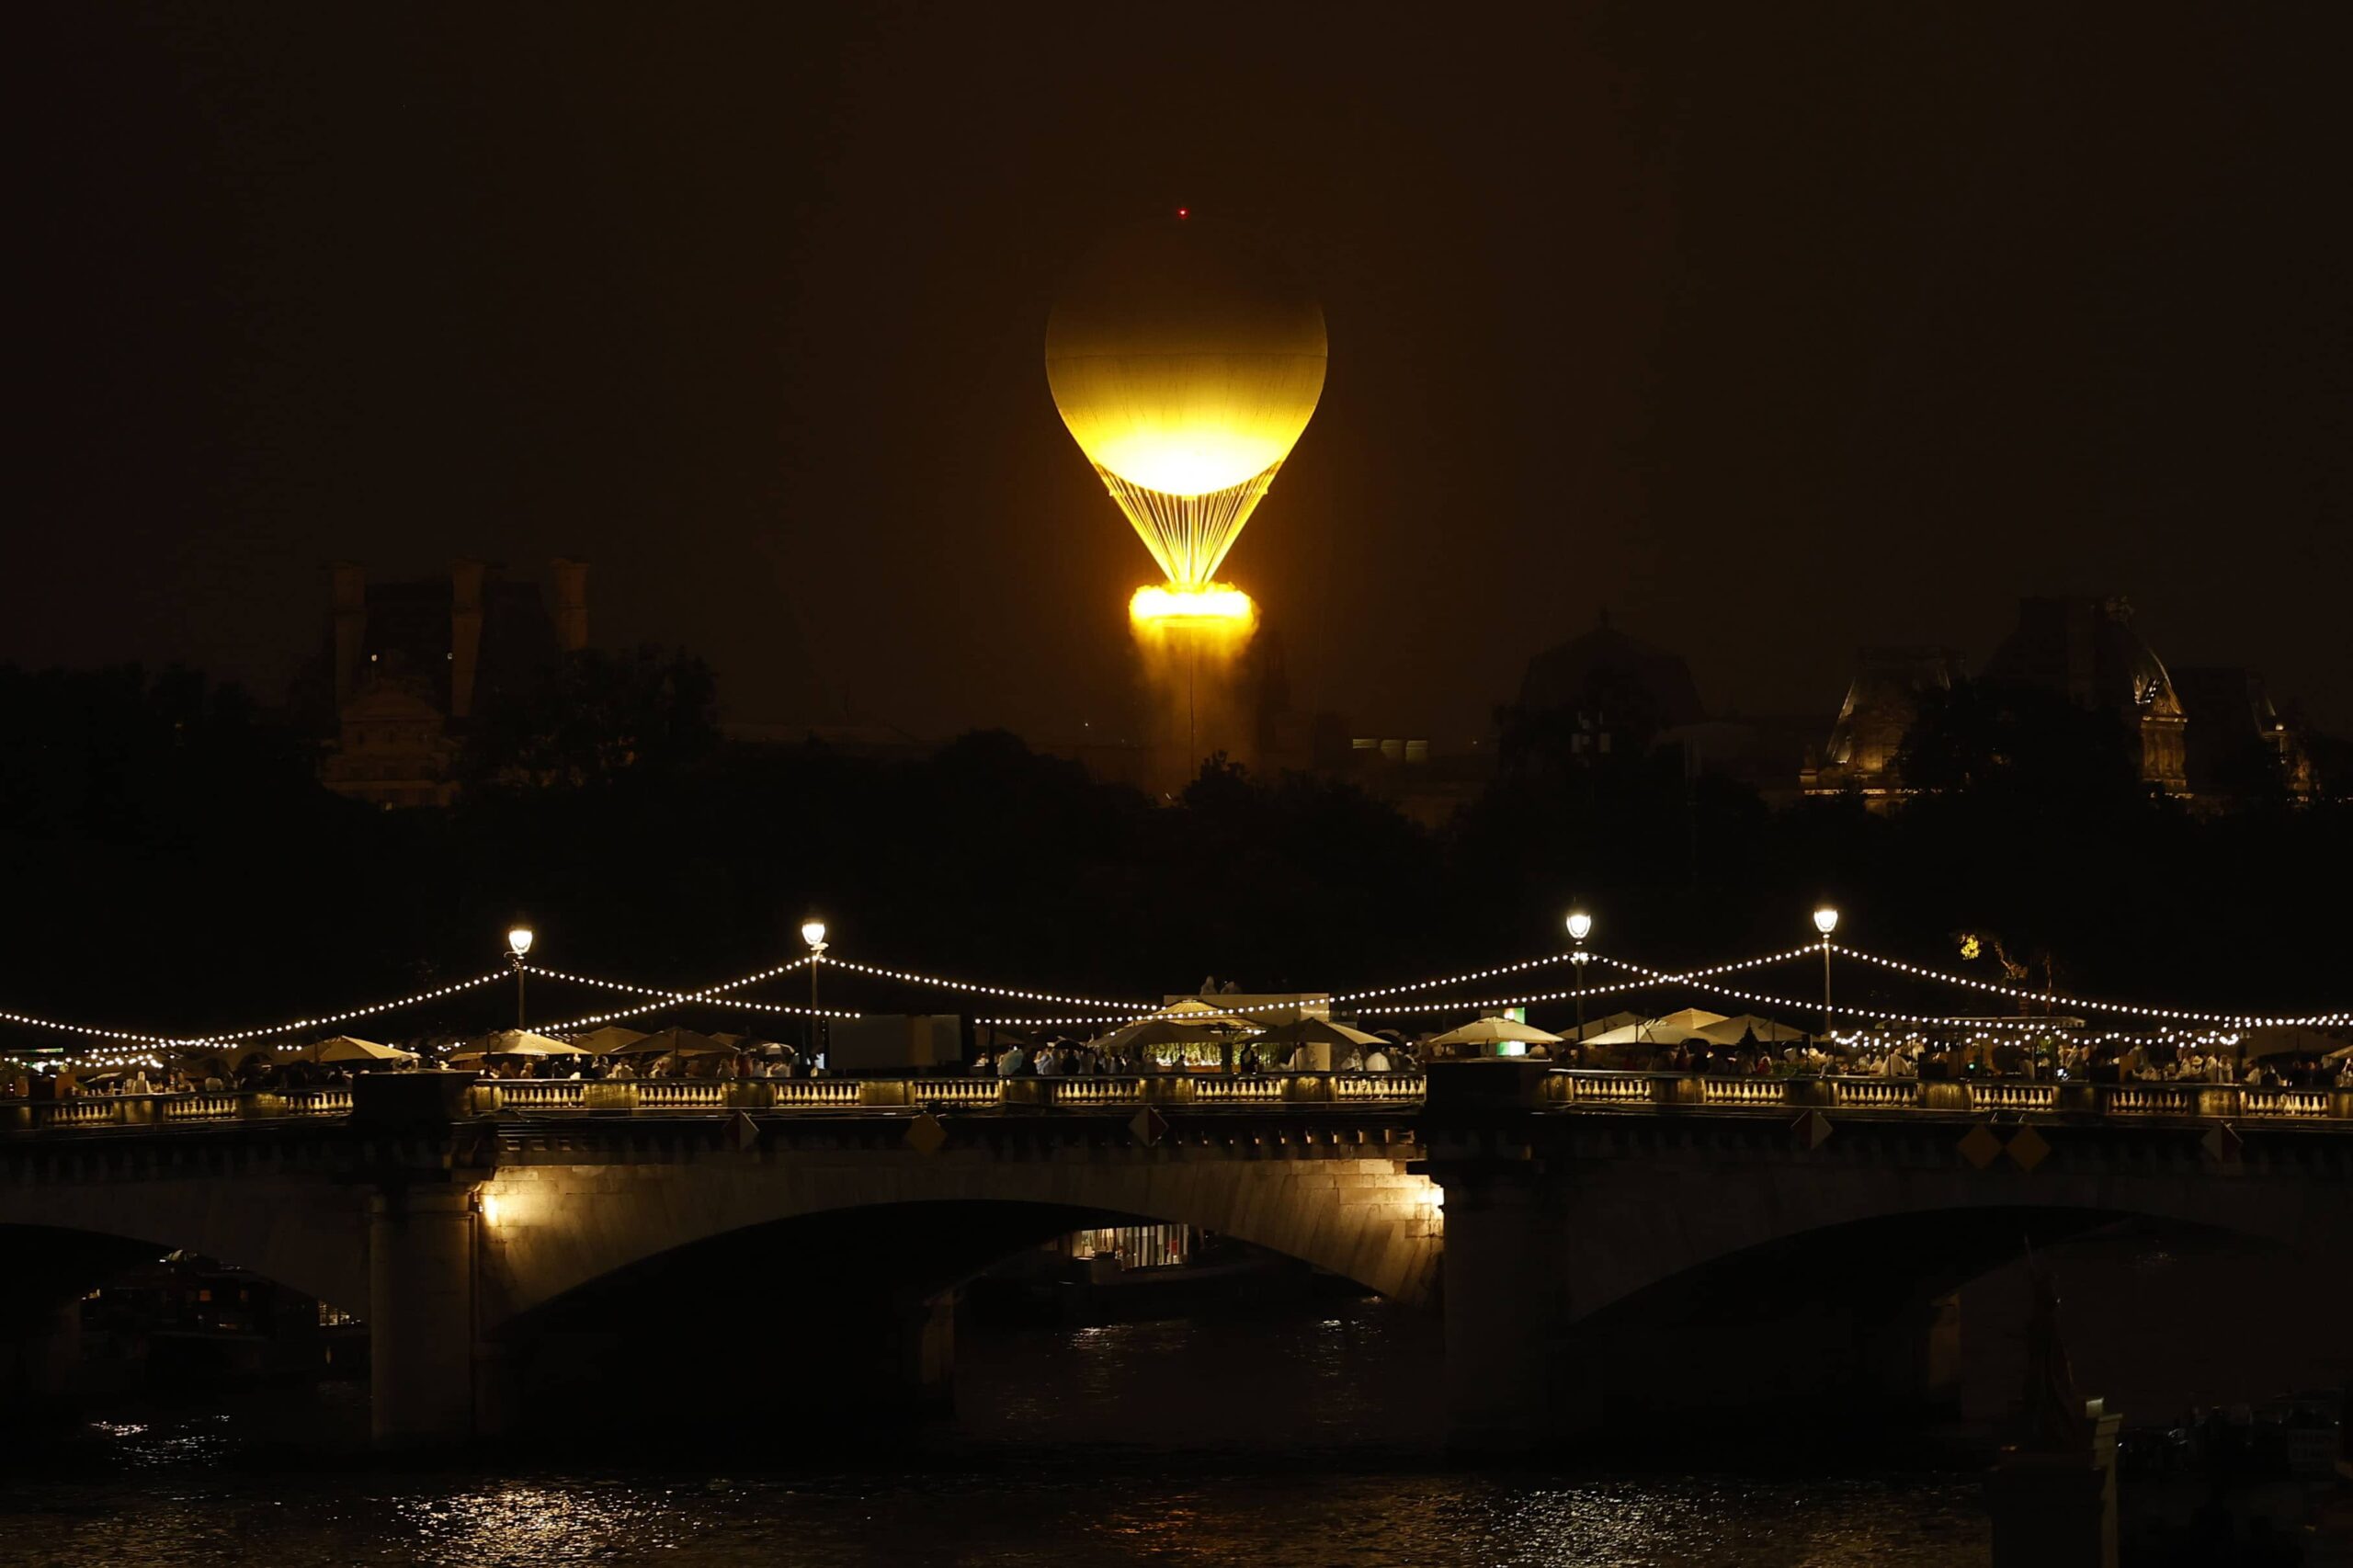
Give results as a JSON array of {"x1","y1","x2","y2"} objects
[{"x1": 0, "y1": 1298, "x2": 1991, "y2": 1567}]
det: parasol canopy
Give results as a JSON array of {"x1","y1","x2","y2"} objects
[
  {"x1": 569, "y1": 1025, "x2": 650, "y2": 1056},
  {"x1": 452, "y1": 1029, "x2": 590, "y2": 1062},
  {"x1": 1691, "y1": 1014, "x2": 1811, "y2": 1048},
  {"x1": 1425, "y1": 1016, "x2": 1564, "y2": 1049},
  {"x1": 2238, "y1": 1024, "x2": 2346, "y2": 1061},
  {"x1": 300, "y1": 1035, "x2": 418, "y2": 1065},
  {"x1": 1584, "y1": 1008, "x2": 1734, "y2": 1046},
  {"x1": 1095, "y1": 1017, "x2": 1235, "y2": 1052},
  {"x1": 608, "y1": 1027, "x2": 734, "y2": 1059},
  {"x1": 1255, "y1": 1017, "x2": 1387, "y2": 1050}
]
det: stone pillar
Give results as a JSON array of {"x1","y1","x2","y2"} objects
[
  {"x1": 369, "y1": 1186, "x2": 478, "y2": 1449},
  {"x1": 330, "y1": 561, "x2": 367, "y2": 707},
  {"x1": 1438, "y1": 1174, "x2": 1573, "y2": 1455},
  {"x1": 889, "y1": 1291, "x2": 956, "y2": 1416},
  {"x1": 1859, "y1": 1288, "x2": 1963, "y2": 1418},
  {"x1": 0, "y1": 1299, "x2": 83, "y2": 1408},
  {"x1": 1420, "y1": 1060, "x2": 1572, "y2": 1456},
  {"x1": 449, "y1": 559, "x2": 486, "y2": 721},
  {"x1": 551, "y1": 558, "x2": 589, "y2": 653},
  {"x1": 1986, "y1": 1411, "x2": 2121, "y2": 1568}
]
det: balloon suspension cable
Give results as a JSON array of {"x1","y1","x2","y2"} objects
[{"x1": 1096, "y1": 459, "x2": 1282, "y2": 590}]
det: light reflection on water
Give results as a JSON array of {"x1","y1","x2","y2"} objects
[{"x1": 1, "y1": 1301, "x2": 1987, "y2": 1567}]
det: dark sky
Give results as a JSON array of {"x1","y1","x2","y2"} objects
[{"x1": 17, "y1": 4, "x2": 2351, "y2": 740}]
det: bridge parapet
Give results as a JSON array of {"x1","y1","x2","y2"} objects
[
  {"x1": 1536, "y1": 1071, "x2": 2349, "y2": 1120},
  {"x1": 5, "y1": 1072, "x2": 2347, "y2": 1135},
  {"x1": 3, "y1": 1087, "x2": 353, "y2": 1132}
]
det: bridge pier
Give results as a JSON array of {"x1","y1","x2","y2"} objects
[
  {"x1": 369, "y1": 1185, "x2": 479, "y2": 1449},
  {"x1": 0, "y1": 1300, "x2": 83, "y2": 1412},
  {"x1": 873, "y1": 1290, "x2": 957, "y2": 1417},
  {"x1": 1438, "y1": 1172, "x2": 1577, "y2": 1455}
]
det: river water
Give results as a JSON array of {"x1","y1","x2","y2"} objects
[{"x1": 1, "y1": 1299, "x2": 1991, "y2": 1567}]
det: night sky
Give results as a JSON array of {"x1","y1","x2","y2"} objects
[{"x1": 17, "y1": 4, "x2": 2351, "y2": 741}]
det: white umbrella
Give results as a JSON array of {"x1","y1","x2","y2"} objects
[
  {"x1": 1692, "y1": 1014, "x2": 1810, "y2": 1047},
  {"x1": 452, "y1": 1029, "x2": 590, "y2": 1061},
  {"x1": 1256, "y1": 1017, "x2": 1388, "y2": 1050},
  {"x1": 569, "y1": 1025, "x2": 649, "y2": 1056},
  {"x1": 1094, "y1": 1017, "x2": 1233, "y2": 1052},
  {"x1": 1426, "y1": 1016, "x2": 1564, "y2": 1049},
  {"x1": 2238, "y1": 1025, "x2": 2344, "y2": 1061},
  {"x1": 1562, "y1": 1010, "x2": 1643, "y2": 1043},
  {"x1": 300, "y1": 1035, "x2": 418, "y2": 1065},
  {"x1": 1641, "y1": 1007, "x2": 1734, "y2": 1040},
  {"x1": 1584, "y1": 1008, "x2": 1735, "y2": 1046},
  {"x1": 609, "y1": 1027, "x2": 734, "y2": 1059}
]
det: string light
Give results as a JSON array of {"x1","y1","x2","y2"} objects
[
  {"x1": 820, "y1": 957, "x2": 1153, "y2": 1012},
  {"x1": 524, "y1": 957, "x2": 811, "y2": 1002},
  {"x1": 1832, "y1": 944, "x2": 2353, "y2": 1028},
  {"x1": 0, "y1": 972, "x2": 506, "y2": 1051},
  {"x1": 6, "y1": 938, "x2": 2345, "y2": 1067}
]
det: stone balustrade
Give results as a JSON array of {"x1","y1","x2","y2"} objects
[
  {"x1": 1536, "y1": 1072, "x2": 2353, "y2": 1120},
  {"x1": 2, "y1": 1088, "x2": 352, "y2": 1131},
  {"x1": 4, "y1": 1070, "x2": 2347, "y2": 1133}
]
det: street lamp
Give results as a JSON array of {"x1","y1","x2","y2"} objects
[
  {"x1": 1564, "y1": 911, "x2": 1594, "y2": 1055},
  {"x1": 506, "y1": 925, "x2": 534, "y2": 1029},
  {"x1": 1811, "y1": 907, "x2": 1838, "y2": 1041},
  {"x1": 801, "y1": 918, "x2": 829, "y2": 1071}
]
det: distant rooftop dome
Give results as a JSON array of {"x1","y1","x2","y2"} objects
[
  {"x1": 1983, "y1": 596, "x2": 2181, "y2": 717},
  {"x1": 1518, "y1": 613, "x2": 1705, "y2": 728}
]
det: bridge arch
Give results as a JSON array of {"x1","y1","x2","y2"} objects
[
  {"x1": 1549, "y1": 1159, "x2": 2342, "y2": 1329},
  {"x1": 0, "y1": 1176, "x2": 370, "y2": 1316},
  {"x1": 474, "y1": 1147, "x2": 1442, "y2": 1331}
]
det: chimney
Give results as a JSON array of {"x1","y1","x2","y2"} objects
[
  {"x1": 330, "y1": 562, "x2": 367, "y2": 708},
  {"x1": 450, "y1": 559, "x2": 487, "y2": 721},
  {"x1": 551, "y1": 557, "x2": 589, "y2": 653}
]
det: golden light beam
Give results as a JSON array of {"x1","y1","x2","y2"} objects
[{"x1": 1129, "y1": 584, "x2": 1257, "y2": 629}]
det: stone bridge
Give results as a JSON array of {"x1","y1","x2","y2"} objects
[{"x1": 3, "y1": 1065, "x2": 2349, "y2": 1453}]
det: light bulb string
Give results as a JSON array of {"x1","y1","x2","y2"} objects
[
  {"x1": 0, "y1": 972, "x2": 507, "y2": 1050},
  {"x1": 1829, "y1": 943, "x2": 2351, "y2": 1028},
  {"x1": 818, "y1": 956, "x2": 1154, "y2": 1011},
  {"x1": 9, "y1": 937, "x2": 2347, "y2": 1065},
  {"x1": 970, "y1": 946, "x2": 1810, "y2": 1028}
]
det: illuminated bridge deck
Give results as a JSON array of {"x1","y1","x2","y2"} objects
[{"x1": 5, "y1": 1071, "x2": 2347, "y2": 1133}]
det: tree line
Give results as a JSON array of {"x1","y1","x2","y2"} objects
[{"x1": 1, "y1": 655, "x2": 2347, "y2": 1046}]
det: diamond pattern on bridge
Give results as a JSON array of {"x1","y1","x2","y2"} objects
[
  {"x1": 2006, "y1": 1124, "x2": 2050, "y2": 1172},
  {"x1": 1957, "y1": 1123, "x2": 2003, "y2": 1169},
  {"x1": 903, "y1": 1112, "x2": 947, "y2": 1155}
]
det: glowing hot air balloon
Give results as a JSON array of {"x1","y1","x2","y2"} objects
[{"x1": 1047, "y1": 216, "x2": 1326, "y2": 618}]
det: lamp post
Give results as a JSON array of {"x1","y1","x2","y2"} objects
[
  {"x1": 801, "y1": 918, "x2": 829, "y2": 1071},
  {"x1": 1565, "y1": 911, "x2": 1594, "y2": 1060},
  {"x1": 1812, "y1": 906, "x2": 1839, "y2": 1042},
  {"x1": 506, "y1": 925, "x2": 534, "y2": 1029}
]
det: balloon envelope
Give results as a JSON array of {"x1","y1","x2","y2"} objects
[{"x1": 1046, "y1": 217, "x2": 1326, "y2": 498}]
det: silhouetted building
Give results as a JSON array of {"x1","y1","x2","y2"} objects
[
  {"x1": 1517, "y1": 612, "x2": 1706, "y2": 753},
  {"x1": 1983, "y1": 596, "x2": 2188, "y2": 794},
  {"x1": 1508, "y1": 615, "x2": 1809, "y2": 805},
  {"x1": 316, "y1": 559, "x2": 585, "y2": 808},
  {"x1": 2173, "y1": 665, "x2": 2316, "y2": 801},
  {"x1": 1802, "y1": 647, "x2": 1968, "y2": 801}
]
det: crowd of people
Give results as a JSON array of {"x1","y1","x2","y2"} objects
[
  {"x1": 465, "y1": 1045, "x2": 818, "y2": 1081},
  {"x1": 9, "y1": 1023, "x2": 2348, "y2": 1098},
  {"x1": 968, "y1": 1040, "x2": 1408, "y2": 1077},
  {"x1": 970, "y1": 1035, "x2": 1418, "y2": 1078},
  {"x1": 1583, "y1": 1034, "x2": 2353, "y2": 1089}
]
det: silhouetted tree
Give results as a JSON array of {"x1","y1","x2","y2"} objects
[{"x1": 463, "y1": 646, "x2": 721, "y2": 790}]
